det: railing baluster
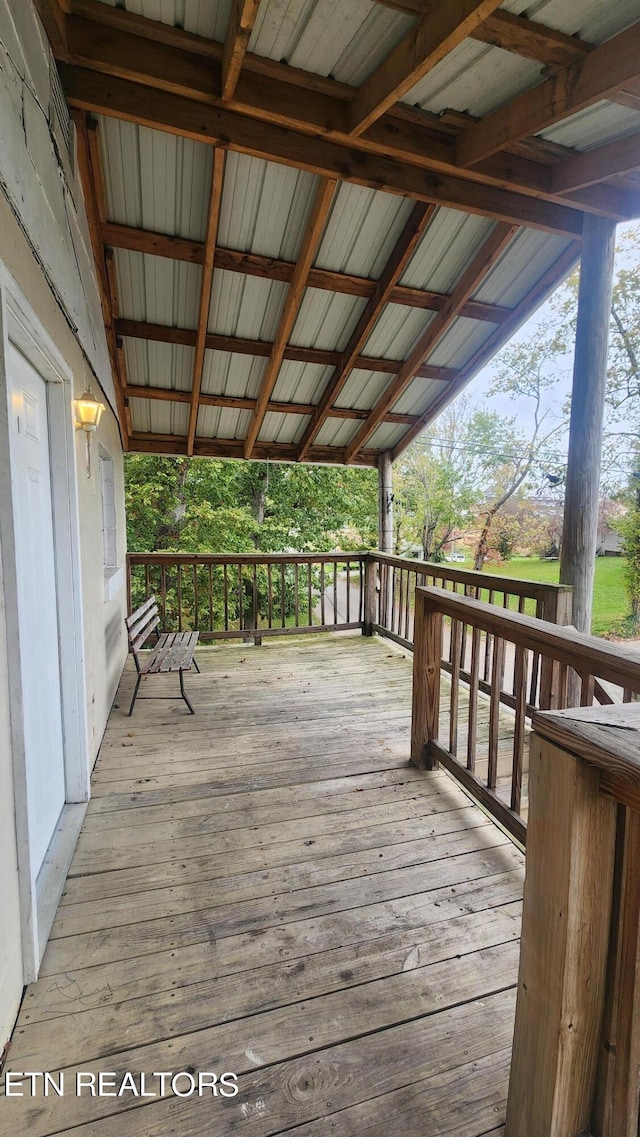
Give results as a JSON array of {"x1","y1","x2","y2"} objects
[
  {"x1": 467, "y1": 624, "x2": 480, "y2": 773},
  {"x1": 449, "y1": 617, "x2": 461, "y2": 756},
  {"x1": 346, "y1": 561, "x2": 351, "y2": 624},
  {"x1": 207, "y1": 564, "x2": 213, "y2": 632},
  {"x1": 267, "y1": 563, "x2": 273, "y2": 629},
  {"x1": 281, "y1": 562, "x2": 286, "y2": 629},
  {"x1": 193, "y1": 564, "x2": 198, "y2": 632},
  {"x1": 308, "y1": 562, "x2": 313, "y2": 627},
  {"x1": 223, "y1": 564, "x2": 229, "y2": 631},
  {"x1": 237, "y1": 563, "x2": 243, "y2": 632},
  {"x1": 487, "y1": 635, "x2": 505, "y2": 790},
  {"x1": 333, "y1": 560, "x2": 338, "y2": 626},
  {"x1": 177, "y1": 565, "x2": 182, "y2": 630},
  {"x1": 511, "y1": 645, "x2": 527, "y2": 814},
  {"x1": 320, "y1": 561, "x2": 325, "y2": 626},
  {"x1": 160, "y1": 564, "x2": 167, "y2": 630},
  {"x1": 294, "y1": 562, "x2": 300, "y2": 627}
]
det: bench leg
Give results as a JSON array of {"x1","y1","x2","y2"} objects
[
  {"x1": 193, "y1": 656, "x2": 200, "y2": 674},
  {"x1": 179, "y1": 669, "x2": 195, "y2": 714},
  {"x1": 128, "y1": 674, "x2": 142, "y2": 716}
]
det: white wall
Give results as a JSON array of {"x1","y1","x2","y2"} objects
[
  {"x1": 0, "y1": 1, "x2": 128, "y2": 1045},
  {"x1": 0, "y1": 537, "x2": 23, "y2": 1047}
]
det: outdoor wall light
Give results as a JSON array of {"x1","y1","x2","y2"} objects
[{"x1": 74, "y1": 387, "x2": 104, "y2": 476}]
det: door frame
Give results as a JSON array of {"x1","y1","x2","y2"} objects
[{"x1": 0, "y1": 264, "x2": 88, "y2": 980}]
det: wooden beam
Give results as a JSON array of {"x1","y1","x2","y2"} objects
[
  {"x1": 101, "y1": 221, "x2": 513, "y2": 323},
  {"x1": 344, "y1": 222, "x2": 517, "y2": 461},
  {"x1": 348, "y1": 0, "x2": 503, "y2": 136},
  {"x1": 560, "y1": 214, "x2": 616, "y2": 635},
  {"x1": 243, "y1": 177, "x2": 336, "y2": 458},
  {"x1": 62, "y1": 11, "x2": 636, "y2": 220},
  {"x1": 71, "y1": 110, "x2": 128, "y2": 443},
  {"x1": 378, "y1": 0, "x2": 640, "y2": 109},
  {"x1": 297, "y1": 202, "x2": 436, "y2": 460},
  {"x1": 33, "y1": 0, "x2": 68, "y2": 55},
  {"x1": 457, "y1": 19, "x2": 640, "y2": 168},
  {"x1": 59, "y1": 64, "x2": 587, "y2": 236},
  {"x1": 123, "y1": 384, "x2": 420, "y2": 425},
  {"x1": 113, "y1": 317, "x2": 459, "y2": 382},
  {"x1": 391, "y1": 239, "x2": 581, "y2": 457},
  {"x1": 186, "y1": 149, "x2": 225, "y2": 454},
  {"x1": 221, "y1": 0, "x2": 261, "y2": 101},
  {"x1": 128, "y1": 432, "x2": 380, "y2": 466},
  {"x1": 552, "y1": 131, "x2": 640, "y2": 194}
]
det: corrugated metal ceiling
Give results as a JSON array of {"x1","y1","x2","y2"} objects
[{"x1": 87, "y1": 0, "x2": 638, "y2": 463}]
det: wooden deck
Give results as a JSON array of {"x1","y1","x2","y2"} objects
[{"x1": 4, "y1": 634, "x2": 523, "y2": 1136}]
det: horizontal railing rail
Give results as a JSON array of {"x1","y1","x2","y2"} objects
[
  {"x1": 126, "y1": 551, "x2": 367, "y2": 641},
  {"x1": 410, "y1": 586, "x2": 640, "y2": 846}
]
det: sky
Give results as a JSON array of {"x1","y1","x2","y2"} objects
[{"x1": 457, "y1": 219, "x2": 639, "y2": 488}]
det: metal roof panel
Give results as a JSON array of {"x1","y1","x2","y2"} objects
[
  {"x1": 473, "y1": 231, "x2": 575, "y2": 307},
  {"x1": 314, "y1": 183, "x2": 413, "y2": 278},
  {"x1": 122, "y1": 339, "x2": 194, "y2": 392},
  {"x1": 271, "y1": 360, "x2": 333, "y2": 404},
  {"x1": 129, "y1": 395, "x2": 188, "y2": 437},
  {"x1": 400, "y1": 210, "x2": 495, "y2": 293},
  {"x1": 99, "y1": 117, "x2": 212, "y2": 241},
  {"x1": 363, "y1": 305, "x2": 437, "y2": 361},
  {"x1": 218, "y1": 153, "x2": 320, "y2": 260},
  {"x1": 93, "y1": 0, "x2": 231, "y2": 39},
  {"x1": 208, "y1": 270, "x2": 288, "y2": 340},
  {"x1": 201, "y1": 351, "x2": 267, "y2": 399},
  {"x1": 114, "y1": 249, "x2": 202, "y2": 328},
  {"x1": 290, "y1": 289, "x2": 367, "y2": 350}
]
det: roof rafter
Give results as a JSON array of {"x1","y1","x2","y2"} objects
[
  {"x1": 348, "y1": 0, "x2": 503, "y2": 137},
  {"x1": 391, "y1": 240, "x2": 581, "y2": 457},
  {"x1": 130, "y1": 433, "x2": 380, "y2": 466},
  {"x1": 187, "y1": 148, "x2": 225, "y2": 455},
  {"x1": 221, "y1": 0, "x2": 261, "y2": 101},
  {"x1": 59, "y1": 12, "x2": 637, "y2": 220},
  {"x1": 100, "y1": 221, "x2": 514, "y2": 324},
  {"x1": 59, "y1": 65, "x2": 586, "y2": 237},
  {"x1": 113, "y1": 318, "x2": 458, "y2": 383},
  {"x1": 243, "y1": 177, "x2": 337, "y2": 458},
  {"x1": 123, "y1": 384, "x2": 421, "y2": 426},
  {"x1": 297, "y1": 201, "x2": 436, "y2": 460},
  {"x1": 71, "y1": 109, "x2": 129, "y2": 443},
  {"x1": 456, "y1": 19, "x2": 640, "y2": 168},
  {"x1": 344, "y1": 222, "x2": 518, "y2": 462},
  {"x1": 552, "y1": 131, "x2": 640, "y2": 194}
]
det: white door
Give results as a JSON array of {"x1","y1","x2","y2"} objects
[{"x1": 9, "y1": 344, "x2": 66, "y2": 876}]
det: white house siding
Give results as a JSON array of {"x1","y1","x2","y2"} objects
[{"x1": 0, "y1": 3, "x2": 128, "y2": 1045}]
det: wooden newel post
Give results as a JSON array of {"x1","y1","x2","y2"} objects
[
  {"x1": 505, "y1": 719, "x2": 618, "y2": 1137},
  {"x1": 411, "y1": 589, "x2": 442, "y2": 770},
  {"x1": 363, "y1": 555, "x2": 377, "y2": 637}
]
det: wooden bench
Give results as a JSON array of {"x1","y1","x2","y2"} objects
[{"x1": 125, "y1": 595, "x2": 200, "y2": 716}]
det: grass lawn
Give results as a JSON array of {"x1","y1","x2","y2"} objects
[{"x1": 461, "y1": 555, "x2": 628, "y2": 638}]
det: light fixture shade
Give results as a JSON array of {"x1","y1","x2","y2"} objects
[{"x1": 74, "y1": 388, "x2": 104, "y2": 432}]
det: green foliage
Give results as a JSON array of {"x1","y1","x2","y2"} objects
[{"x1": 124, "y1": 455, "x2": 377, "y2": 554}]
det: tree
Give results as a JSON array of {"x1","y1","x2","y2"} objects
[
  {"x1": 393, "y1": 402, "x2": 479, "y2": 560},
  {"x1": 124, "y1": 455, "x2": 377, "y2": 554},
  {"x1": 471, "y1": 333, "x2": 568, "y2": 570}
]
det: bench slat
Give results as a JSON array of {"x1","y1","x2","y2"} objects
[
  {"x1": 125, "y1": 594, "x2": 157, "y2": 630},
  {"x1": 130, "y1": 615, "x2": 160, "y2": 656},
  {"x1": 128, "y1": 605, "x2": 159, "y2": 645}
]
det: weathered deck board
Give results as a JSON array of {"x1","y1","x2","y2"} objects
[{"x1": 2, "y1": 634, "x2": 524, "y2": 1137}]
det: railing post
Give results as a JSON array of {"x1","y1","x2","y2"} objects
[
  {"x1": 126, "y1": 553, "x2": 132, "y2": 616},
  {"x1": 505, "y1": 725, "x2": 617, "y2": 1137},
  {"x1": 363, "y1": 555, "x2": 377, "y2": 636},
  {"x1": 410, "y1": 589, "x2": 442, "y2": 770}
]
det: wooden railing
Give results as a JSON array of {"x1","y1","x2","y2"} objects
[
  {"x1": 126, "y1": 552, "x2": 367, "y2": 641},
  {"x1": 127, "y1": 550, "x2": 573, "y2": 652},
  {"x1": 506, "y1": 703, "x2": 640, "y2": 1137},
  {"x1": 410, "y1": 586, "x2": 640, "y2": 845}
]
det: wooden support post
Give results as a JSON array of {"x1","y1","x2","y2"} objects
[
  {"x1": 505, "y1": 732, "x2": 617, "y2": 1137},
  {"x1": 411, "y1": 592, "x2": 442, "y2": 770},
  {"x1": 560, "y1": 214, "x2": 616, "y2": 634},
  {"x1": 363, "y1": 556, "x2": 377, "y2": 637},
  {"x1": 378, "y1": 452, "x2": 394, "y2": 553}
]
